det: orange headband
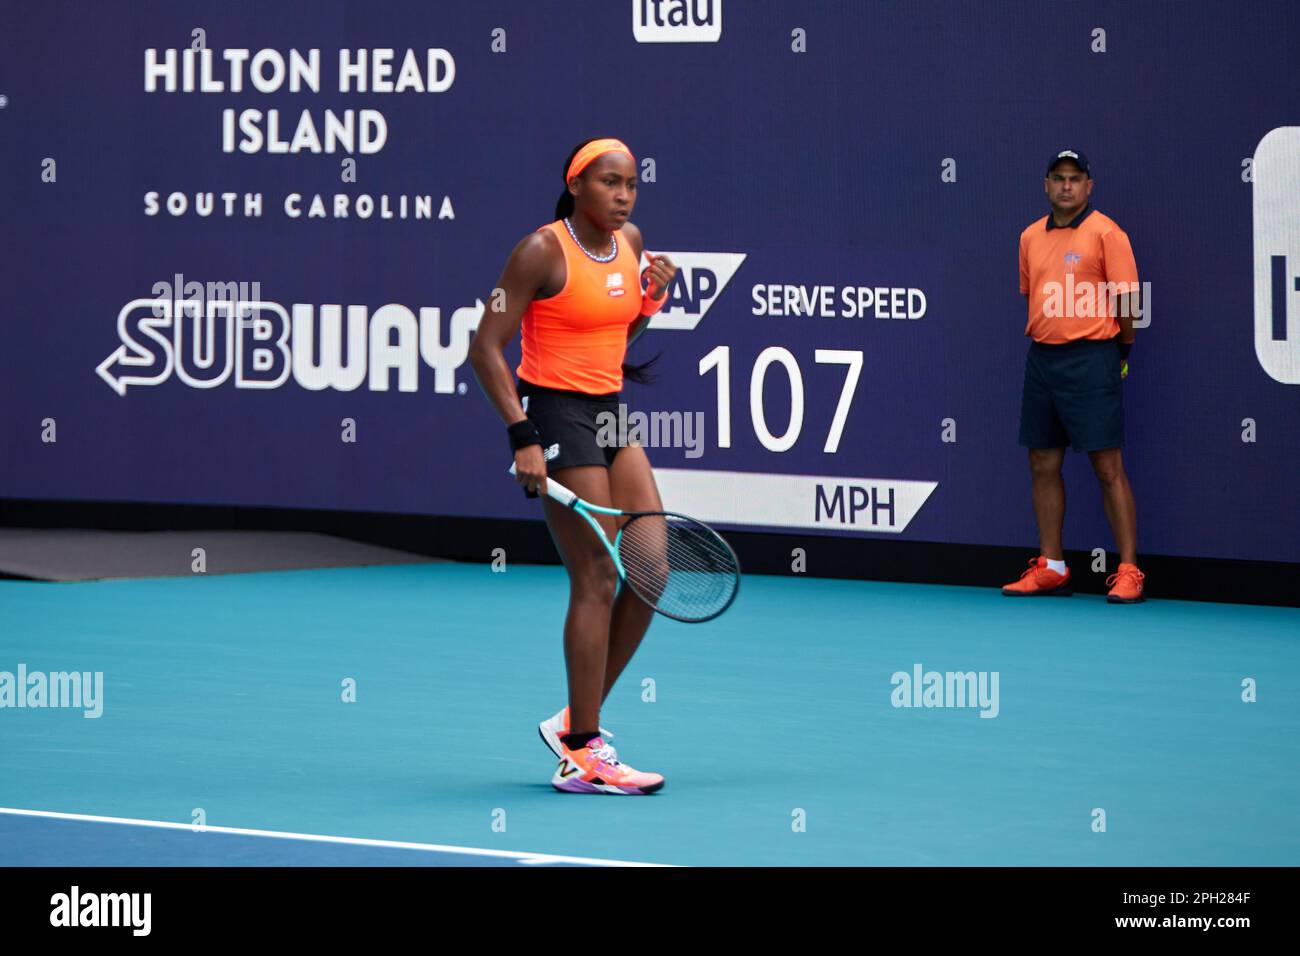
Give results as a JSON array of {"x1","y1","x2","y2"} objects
[{"x1": 566, "y1": 138, "x2": 633, "y2": 182}]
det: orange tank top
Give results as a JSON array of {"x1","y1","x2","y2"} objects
[{"x1": 517, "y1": 220, "x2": 642, "y2": 394}]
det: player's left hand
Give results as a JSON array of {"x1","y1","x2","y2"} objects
[{"x1": 642, "y1": 251, "x2": 676, "y2": 300}]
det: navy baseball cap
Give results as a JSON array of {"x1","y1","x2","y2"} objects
[{"x1": 1046, "y1": 149, "x2": 1090, "y2": 176}]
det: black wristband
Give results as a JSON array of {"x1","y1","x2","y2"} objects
[
  {"x1": 1118, "y1": 340, "x2": 1133, "y2": 361},
  {"x1": 507, "y1": 418, "x2": 542, "y2": 453}
]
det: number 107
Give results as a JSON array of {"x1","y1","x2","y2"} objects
[{"x1": 698, "y1": 346, "x2": 863, "y2": 454}]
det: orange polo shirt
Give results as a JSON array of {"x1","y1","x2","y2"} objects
[
  {"x1": 1019, "y1": 206, "x2": 1139, "y2": 344},
  {"x1": 517, "y1": 220, "x2": 642, "y2": 394}
]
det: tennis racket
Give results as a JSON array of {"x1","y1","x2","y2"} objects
[{"x1": 508, "y1": 464, "x2": 740, "y2": 623}]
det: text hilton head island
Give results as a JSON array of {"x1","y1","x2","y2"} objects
[
  {"x1": 142, "y1": 47, "x2": 459, "y2": 221},
  {"x1": 145, "y1": 47, "x2": 455, "y2": 155}
]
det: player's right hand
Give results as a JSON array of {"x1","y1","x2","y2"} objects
[{"x1": 513, "y1": 444, "x2": 547, "y2": 496}]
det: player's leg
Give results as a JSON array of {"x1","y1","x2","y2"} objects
[
  {"x1": 539, "y1": 464, "x2": 619, "y2": 738},
  {"x1": 602, "y1": 443, "x2": 662, "y2": 701},
  {"x1": 541, "y1": 462, "x2": 665, "y2": 795},
  {"x1": 524, "y1": 391, "x2": 666, "y2": 792},
  {"x1": 522, "y1": 387, "x2": 622, "y2": 753}
]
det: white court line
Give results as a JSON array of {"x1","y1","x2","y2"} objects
[{"x1": 0, "y1": 807, "x2": 672, "y2": 868}]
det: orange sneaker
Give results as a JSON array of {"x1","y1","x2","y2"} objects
[
  {"x1": 1001, "y1": 556, "x2": 1072, "y2": 596},
  {"x1": 1106, "y1": 563, "x2": 1146, "y2": 603},
  {"x1": 551, "y1": 737, "x2": 664, "y2": 795}
]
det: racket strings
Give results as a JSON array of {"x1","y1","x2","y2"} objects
[{"x1": 617, "y1": 514, "x2": 739, "y2": 621}]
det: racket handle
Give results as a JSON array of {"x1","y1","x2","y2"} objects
[
  {"x1": 542, "y1": 481, "x2": 578, "y2": 507},
  {"x1": 506, "y1": 463, "x2": 578, "y2": 507}
]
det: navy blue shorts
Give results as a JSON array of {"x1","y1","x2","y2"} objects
[{"x1": 1018, "y1": 338, "x2": 1124, "y2": 452}]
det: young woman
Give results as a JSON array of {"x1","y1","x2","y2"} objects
[{"x1": 468, "y1": 138, "x2": 677, "y2": 795}]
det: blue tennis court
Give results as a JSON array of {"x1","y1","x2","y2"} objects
[{"x1": 2, "y1": 563, "x2": 1296, "y2": 867}]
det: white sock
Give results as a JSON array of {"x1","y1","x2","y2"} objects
[{"x1": 1046, "y1": 558, "x2": 1067, "y2": 574}]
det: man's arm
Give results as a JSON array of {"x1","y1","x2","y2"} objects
[
  {"x1": 1116, "y1": 289, "x2": 1139, "y2": 344},
  {"x1": 1102, "y1": 228, "x2": 1140, "y2": 344}
]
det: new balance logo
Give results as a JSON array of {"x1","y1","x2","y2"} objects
[
  {"x1": 605, "y1": 273, "x2": 624, "y2": 288},
  {"x1": 557, "y1": 758, "x2": 580, "y2": 778},
  {"x1": 543, "y1": 443, "x2": 560, "y2": 461}
]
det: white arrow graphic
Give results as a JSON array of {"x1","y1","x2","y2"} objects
[{"x1": 96, "y1": 298, "x2": 176, "y2": 396}]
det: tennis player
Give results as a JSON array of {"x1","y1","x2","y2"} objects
[
  {"x1": 1003, "y1": 149, "x2": 1145, "y2": 603},
  {"x1": 468, "y1": 138, "x2": 676, "y2": 794}
]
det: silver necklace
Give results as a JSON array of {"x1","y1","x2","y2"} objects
[{"x1": 563, "y1": 217, "x2": 617, "y2": 263}]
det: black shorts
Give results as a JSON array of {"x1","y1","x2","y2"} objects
[
  {"x1": 516, "y1": 379, "x2": 628, "y2": 496},
  {"x1": 1018, "y1": 337, "x2": 1124, "y2": 452}
]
